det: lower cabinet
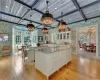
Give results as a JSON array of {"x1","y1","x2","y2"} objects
[{"x1": 35, "y1": 47, "x2": 71, "y2": 78}]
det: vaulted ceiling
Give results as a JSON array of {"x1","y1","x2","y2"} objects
[{"x1": 0, "y1": 0, "x2": 100, "y2": 29}]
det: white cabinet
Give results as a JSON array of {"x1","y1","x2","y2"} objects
[
  {"x1": 57, "y1": 31, "x2": 71, "y2": 40},
  {"x1": 56, "y1": 31, "x2": 71, "y2": 45},
  {"x1": 27, "y1": 49, "x2": 35, "y2": 62},
  {"x1": 35, "y1": 46, "x2": 71, "y2": 79}
]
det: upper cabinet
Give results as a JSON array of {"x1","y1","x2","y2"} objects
[{"x1": 57, "y1": 31, "x2": 71, "y2": 41}]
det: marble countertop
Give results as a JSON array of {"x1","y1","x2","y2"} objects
[
  {"x1": 26, "y1": 44, "x2": 71, "y2": 54},
  {"x1": 35, "y1": 45, "x2": 71, "y2": 54}
]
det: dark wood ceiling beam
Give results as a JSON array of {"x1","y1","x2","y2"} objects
[
  {"x1": 36, "y1": 24, "x2": 56, "y2": 28},
  {"x1": 66, "y1": 15, "x2": 100, "y2": 25},
  {"x1": 33, "y1": 8, "x2": 60, "y2": 22},
  {"x1": 17, "y1": 9, "x2": 30, "y2": 23},
  {"x1": 31, "y1": 0, "x2": 41, "y2": 9},
  {"x1": 0, "y1": 11, "x2": 42, "y2": 25},
  {"x1": 56, "y1": 0, "x2": 100, "y2": 19},
  {"x1": 0, "y1": 19, "x2": 26, "y2": 26},
  {"x1": 0, "y1": 19, "x2": 42, "y2": 29},
  {"x1": 61, "y1": 15, "x2": 100, "y2": 27},
  {"x1": 14, "y1": 0, "x2": 59, "y2": 22},
  {"x1": 33, "y1": 8, "x2": 44, "y2": 14},
  {"x1": 56, "y1": 9, "x2": 77, "y2": 19},
  {"x1": 15, "y1": 0, "x2": 42, "y2": 23},
  {"x1": 0, "y1": 11, "x2": 56, "y2": 29},
  {"x1": 71, "y1": 0, "x2": 87, "y2": 21},
  {"x1": 14, "y1": 0, "x2": 31, "y2": 8}
]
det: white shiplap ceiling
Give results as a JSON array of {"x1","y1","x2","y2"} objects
[{"x1": 0, "y1": 0, "x2": 100, "y2": 29}]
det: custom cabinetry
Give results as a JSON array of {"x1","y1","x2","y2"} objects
[
  {"x1": 35, "y1": 46, "x2": 71, "y2": 79},
  {"x1": 57, "y1": 31, "x2": 71, "y2": 40}
]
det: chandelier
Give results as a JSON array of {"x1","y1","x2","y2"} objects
[
  {"x1": 26, "y1": 23, "x2": 35, "y2": 31},
  {"x1": 42, "y1": 26, "x2": 48, "y2": 34},
  {"x1": 41, "y1": 0, "x2": 54, "y2": 25},
  {"x1": 58, "y1": 12, "x2": 67, "y2": 32},
  {"x1": 87, "y1": 28, "x2": 95, "y2": 35},
  {"x1": 26, "y1": 15, "x2": 35, "y2": 31}
]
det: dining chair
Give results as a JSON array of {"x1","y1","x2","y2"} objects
[
  {"x1": 82, "y1": 43, "x2": 87, "y2": 51},
  {"x1": 2, "y1": 45, "x2": 10, "y2": 57},
  {"x1": 89, "y1": 44, "x2": 95, "y2": 52}
]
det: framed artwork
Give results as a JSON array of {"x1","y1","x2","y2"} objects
[
  {"x1": 38, "y1": 36, "x2": 43, "y2": 42},
  {"x1": 0, "y1": 33, "x2": 8, "y2": 41}
]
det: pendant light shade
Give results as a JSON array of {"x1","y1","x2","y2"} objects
[
  {"x1": 58, "y1": 12, "x2": 67, "y2": 32},
  {"x1": 58, "y1": 20, "x2": 66, "y2": 31},
  {"x1": 41, "y1": 0, "x2": 54, "y2": 25},
  {"x1": 42, "y1": 27, "x2": 48, "y2": 34},
  {"x1": 26, "y1": 15, "x2": 35, "y2": 31},
  {"x1": 26, "y1": 23, "x2": 35, "y2": 31},
  {"x1": 41, "y1": 11, "x2": 54, "y2": 25}
]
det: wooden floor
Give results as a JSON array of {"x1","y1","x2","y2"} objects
[{"x1": 0, "y1": 53, "x2": 100, "y2": 80}]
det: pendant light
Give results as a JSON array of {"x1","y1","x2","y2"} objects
[
  {"x1": 26, "y1": 15, "x2": 35, "y2": 31},
  {"x1": 58, "y1": 12, "x2": 67, "y2": 32},
  {"x1": 42, "y1": 26, "x2": 48, "y2": 34},
  {"x1": 41, "y1": 0, "x2": 54, "y2": 25}
]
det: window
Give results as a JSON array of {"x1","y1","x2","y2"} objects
[
  {"x1": 24, "y1": 32, "x2": 30, "y2": 44},
  {"x1": 16, "y1": 33, "x2": 21, "y2": 44},
  {"x1": 24, "y1": 36, "x2": 30, "y2": 43},
  {"x1": 16, "y1": 32, "x2": 22, "y2": 44}
]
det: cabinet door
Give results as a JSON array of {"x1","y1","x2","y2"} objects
[
  {"x1": 57, "y1": 34, "x2": 59, "y2": 40},
  {"x1": 63, "y1": 33, "x2": 66, "y2": 39},
  {"x1": 66, "y1": 33, "x2": 70, "y2": 39},
  {"x1": 60, "y1": 33, "x2": 62, "y2": 40}
]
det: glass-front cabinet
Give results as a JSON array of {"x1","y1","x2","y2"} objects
[{"x1": 57, "y1": 31, "x2": 71, "y2": 40}]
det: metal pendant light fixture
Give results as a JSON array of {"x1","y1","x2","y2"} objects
[
  {"x1": 41, "y1": 0, "x2": 54, "y2": 25},
  {"x1": 58, "y1": 12, "x2": 67, "y2": 32},
  {"x1": 26, "y1": 15, "x2": 35, "y2": 31},
  {"x1": 42, "y1": 26, "x2": 48, "y2": 34}
]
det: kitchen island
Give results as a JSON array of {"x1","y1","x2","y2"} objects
[{"x1": 35, "y1": 45, "x2": 71, "y2": 80}]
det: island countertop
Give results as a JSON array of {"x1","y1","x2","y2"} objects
[
  {"x1": 35, "y1": 45, "x2": 71, "y2": 54},
  {"x1": 35, "y1": 45, "x2": 72, "y2": 79}
]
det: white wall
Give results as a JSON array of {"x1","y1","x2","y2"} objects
[{"x1": 96, "y1": 23, "x2": 100, "y2": 57}]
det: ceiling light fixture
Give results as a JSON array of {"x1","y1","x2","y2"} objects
[
  {"x1": 41, "y1": 0, "x2": 54, "y2": 25},
  {"x1": 55, "y1": 8, "x2": 57, "y2": 10},
  {"x1": 42, "y1": 26, "x2": 48, "y2": 34},
  {"x1": 6, "y1": 6, "x2": 8, "y2": 8},
  {"x1": 58, "y1": 12, "x2": 67, "y2": 32},
  {"x1": 26, "y1": 15, "x2": 35, "y2": 31}
]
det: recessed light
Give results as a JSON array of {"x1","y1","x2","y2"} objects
[
  {"x1": 6, "y1": 6, "x2": 8, "y2": 8},
  {"x1": 55, "y1": 8, "x2": 57, "y2": 10}
]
